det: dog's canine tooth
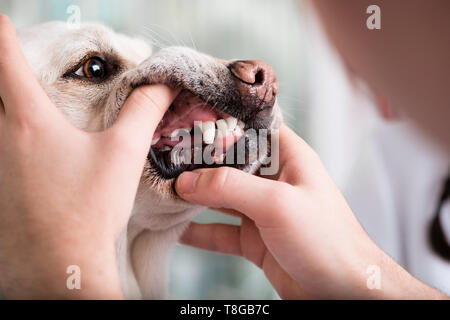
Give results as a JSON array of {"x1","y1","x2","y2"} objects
[
  {"x1": 151, "y1": 137, "x2": 160, "y2": 146},
  {"x1": 234, "y1": 125, "x2": 244, "y2": 136},
  {"x1": 169, "y1": 129, "x2": 181, "y2": 138},
  {"x1": 169, "y1": 128, "x2": 191, "y2": 139},
  {"x1": 213, "y1": 152, "x2": 226, "y2": 164},
  {"x1": 178, "y1": 128, "x2": 191, "y2": 136},
  {"x1": 215, "y1": 119, "x2": 228, "y2": 136},
  {"x1": 202, "y1": 121, "x2": 215, "y2": 144},
  {"x1": 225, "y1": 117, "x2": 237, "y2": 131},
  {"x1": 161, "y1": 146, "x2": 171, "y2": 152},
  {"x1": 237, "y1": 120, "x2": 245, "y2": 130}
]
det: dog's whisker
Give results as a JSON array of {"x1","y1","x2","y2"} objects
[
  {"x1": 141, "y1": 26, "x2": 168, "y2": 45},
  {"x1": 143, "y1": 23, "x2": 185, "y2": 48},
  {"x1": 139, "y1": 31, "x2": 166, "y2": 50},
  {"x1": 141, "y1": 26, "x2": 174, "y2": 48},
  {"x1": 187, "y1": 30, "x2": 198, "y2": 51},
  {"x1": 144, "y1": 27, "x2": 171, "y2": 48}
]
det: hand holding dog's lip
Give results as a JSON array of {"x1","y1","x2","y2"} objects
[
  {"x1": 113, "y1": 84, "x2": 181, "y2": 160},
  {"x1": 0, "y1": 15, "x2": 181, "y2": 299},
  {"x1": 7, "y1": 18, "x2": 280, "y2": 298}
]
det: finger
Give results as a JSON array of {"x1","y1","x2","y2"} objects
[
  {"x1": 108, "y1": 84, "x2": 180, "y2": 152},
  {"x1": 275, "y1": 124, "x2": 324, "y2": 186},
  {"x1": 175, "y1": 167, "x2": 294, "y2": 227},
  {"x1": 0, "y1": 15, "x2": 53, "y2": 118},
  {"x1": 180, "y1": 222, "x2": 243, "y2": 257},
  {"x1": 0, "y1": 97, "x2": 4, "y2": 115},
  {"x1": 214, "y1": 208, "x2": 245, "y2": 219}
]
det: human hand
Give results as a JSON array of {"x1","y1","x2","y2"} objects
[
  {"x1": 0, "y1": 15, "x2": 179, "y2": 299},
  {"x1": 175, "y1": 124, "x2": 446, "y2": 299}
]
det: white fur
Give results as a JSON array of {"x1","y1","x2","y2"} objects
[{"x1": 15, "y1": 21, "x2": 280, "y2": 299}]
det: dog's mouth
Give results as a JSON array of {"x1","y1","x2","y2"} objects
[{"x1": 147, "y1": 90, "x2": 269, "y2": 179}]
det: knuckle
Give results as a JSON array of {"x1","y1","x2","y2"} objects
[
  {"x1": 11, "y1": 113, "x2": 38, "y2": 132},
  {"x1": 129, "y1": 86, "x2": 160, "y2": 112},
  {"x1": 11, "y1": 118, "x2": 36, "y2": 149},
  {"x1": 128, "y1": 87, "x2": 147, "y2": 105}
]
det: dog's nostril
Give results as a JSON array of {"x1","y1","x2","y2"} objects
[
  {"x1": 254, "y1": 69, "x2": 264, "y2": 85},
  {"x1": 229, "y1": 60, "x2": 267, "y2": 85},
  {"x1": 229, "y1": 60, "x2": 278, "y2": 107}
]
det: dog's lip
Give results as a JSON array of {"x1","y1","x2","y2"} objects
[{"x1": 152, "y1": 90, "x2": 232, "y2": 140}]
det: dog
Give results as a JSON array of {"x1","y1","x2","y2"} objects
[{"x1": 16, "y1": 21, "x2": 282, "y2": 299}]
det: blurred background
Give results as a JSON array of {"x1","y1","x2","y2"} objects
[{"x1": 0, "y1": 0, "x2": 386, "y2": 298}]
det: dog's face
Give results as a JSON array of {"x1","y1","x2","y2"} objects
[{"x1": 19, "y1": 22, "x2": 281, "y2": 226}]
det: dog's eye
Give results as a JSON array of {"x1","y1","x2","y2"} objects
[{"x1": 74, "y1": 57, "x2": 106, "y2": 79}]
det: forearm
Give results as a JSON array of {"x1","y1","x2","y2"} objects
[
  {"x1": 344, "y1": 240, "x2": 449, "y2": 300},
  {"x1": 371, "y1": 252, "x2": 448, "y2": 299}
]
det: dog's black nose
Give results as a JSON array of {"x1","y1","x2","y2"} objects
[{"x1": 228, "y1": 60, "x2": 278, "y2": 110}]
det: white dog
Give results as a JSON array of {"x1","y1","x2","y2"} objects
[{"x1": 16, "y1": 21, "x2": 281, "y2": 299}]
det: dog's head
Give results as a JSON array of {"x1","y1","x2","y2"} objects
[{"x1": 19, "y1": 22, "x2": 281, "y2": 227}]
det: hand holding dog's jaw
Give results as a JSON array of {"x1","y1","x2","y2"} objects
[
  {"x1": 0, "y1": 15, "x2": 180, "y2": 299},
  {"x1": 176, "y1": 125, "x2": 448, "y2": 300}
]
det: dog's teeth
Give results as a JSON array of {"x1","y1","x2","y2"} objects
[
  {"x1": 193, "y1": 121, "x2": 203, "y2": 133},
  {"x1": 169, "y1": 129, "x2": 181, "y2": 138},
  {"x1": 216, "y1": 119, "x2": 228, "y2": 137},
  {"x1": 237, "y1": 120, "x2": 245, "y2": 130},
  {"x1": 169, "y1": 128, "x2": 191, "y2": 139},
  {"x1": 234, "y1": 125, "x2": 244, "y2": 136},
  {"x1": 161, "y1": 146, "x2": 171, "y2": 151},
  {"x1": 225, "y1": 117, "x2": 237, "y2": 131},
  {"x1": 151, "y1": 137, "x2": 160, "y2": 146},
  {"x1": 213, "y1": 152, "x2": 226, "y2": 164},
  {"x1": 179, "y1": 128, "x2": 191, "y2": 136},
  {"x1": 202, "y1": 121, "x2": 215, "y2": 144}
]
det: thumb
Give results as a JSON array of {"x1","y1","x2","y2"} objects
[
  {"x1": 175, "y1": 167, "x2": 294, "y2": 227},
  {"x1": 109, "y1": 84, "x2": 180, "y2": 146}
]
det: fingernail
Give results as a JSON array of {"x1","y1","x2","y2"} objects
[{"x1": 176, "y1": 172, "x2": 199, "y2": 194}]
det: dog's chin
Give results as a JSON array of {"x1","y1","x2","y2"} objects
[{"x1": 143, "y1": 89, "x2": 273, "y2": 188}]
